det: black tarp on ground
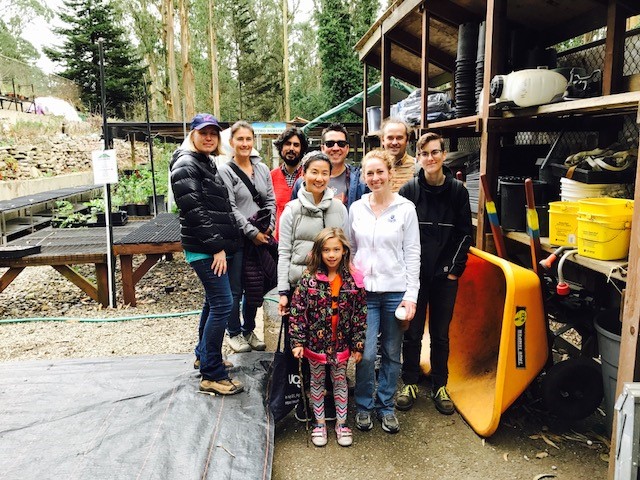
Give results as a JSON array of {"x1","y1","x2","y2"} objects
[{"x1": 0, "y1": 352, "x2": 274, "y2": 480}]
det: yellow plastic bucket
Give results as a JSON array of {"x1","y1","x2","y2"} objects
[
  {"x1": 578, "y1": 197, "x2": 634, "y2": 216},
  {"x1": 548, "y1": 201, "x2": 579, "y2": 246},
  {"x1": 419, "y1": 247, "x2": 547, "y2": 437},
  {"x1": 577, "y1": 215, "x2": 632, "y2": 260}
]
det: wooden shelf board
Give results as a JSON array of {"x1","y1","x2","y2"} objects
[
  {"x1": 498, "y1": 91, "x2": 640, "y2": 119},
  {"x1": 428, "y1": 115, "x2": 481, "y2": 131},
  {"x1": 503, "y1": 231, "x2": 627, "y2": 282}
]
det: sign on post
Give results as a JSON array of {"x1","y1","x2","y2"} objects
[{"x1": 91, "y1": 149, "x2": 118, "y2": 185}]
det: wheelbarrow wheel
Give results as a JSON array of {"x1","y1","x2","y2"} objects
[{"x1": 541, "y1": 357, "x2": 604, "y2": 420}]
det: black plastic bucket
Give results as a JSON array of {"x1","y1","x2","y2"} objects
[
  {"x1": 594, "y1": 309, "x2": 622, "y2": 434},
  {"x1": 498, "y1": 176, "x2": 548, "y2": 232}
]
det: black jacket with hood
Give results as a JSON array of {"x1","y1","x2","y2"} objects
[
  {"x1": 170, "y1": 148, "x2": 240, "y2": 255},
  {"x1": 399, "y1": 166, "x2": 472, "y2": 279}
]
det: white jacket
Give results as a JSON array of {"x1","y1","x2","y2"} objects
[{"x1": 348, "y1": 193, "x2": 421, "y2": 302}]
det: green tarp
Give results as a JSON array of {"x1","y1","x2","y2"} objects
[{"x1": 302, "y1": 78, "x2": 414, "y2": 133}]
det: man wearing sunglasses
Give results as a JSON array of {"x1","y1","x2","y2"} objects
[
  {"x1": 379, "y1": 117, "x2": 417, "y2": 193},
  {"x1": 291, "y1": 123, "x2": 366, "y2": 210}
]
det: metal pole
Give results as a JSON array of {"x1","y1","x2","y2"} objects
[
  {"x1": 98, "y1": 37, "x2": 116, "y2": 308},
  {"x1": 143, "y1": 77, "x2": 158, "y2": 217}
]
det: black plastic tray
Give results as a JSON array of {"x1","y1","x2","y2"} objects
[{"x1": 551, "y1": 163, "x2": 634, "y2": 184}]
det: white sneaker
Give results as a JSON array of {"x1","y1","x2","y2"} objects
[
  {"x1": 227, "y1": 334, "x2": 251, "y2": 353},
  {"x1": 244, "y1": 331, "x2": 266, "y2": 351}
]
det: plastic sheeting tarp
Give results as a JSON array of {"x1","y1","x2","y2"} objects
[
  {"x1": 26, "y1": 96, "x2": 82, "y2": 122},
  {"x1": 302, "y1": 78, "x2": 414, "y2": 133},
  {"x1": 0, "y1": 352, "x2": 274, "y2": 480}
]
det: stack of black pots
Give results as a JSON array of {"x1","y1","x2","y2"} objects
[
  {"x1": 475, "y1": 21, "x2": 486, "y2": 113},
  {"x1": 455, "y1": 22, "x2": 479, "y2": 118}
]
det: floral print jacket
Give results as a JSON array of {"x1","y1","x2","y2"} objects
[{"x1": 289, "y1": 265, "x2": 367, "y2": 361}]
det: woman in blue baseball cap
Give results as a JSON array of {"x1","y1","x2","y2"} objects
[{"x1": 170, "y1": 113, "x2": 244, "y2": 396}]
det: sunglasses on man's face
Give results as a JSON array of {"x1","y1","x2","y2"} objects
[{"x1": 323, "y1": 140, "x2": 349, "y2": 148}]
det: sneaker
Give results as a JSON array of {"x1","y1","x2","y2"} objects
[
  {"x1": 433, "y1": 386, "x2": 455, "y2": 415},
  {"x1": 194, "y1": 358, "x2": 234, "y2": 369},
  {"x1": 355, "y1": 411, "x2": 373, "y2": 431},
  {"x1": 227, "y1": 334, "x2": 251, "y2": 353},
  {"x1": 335, "y1": 423, "x2": 353, "y2": 447},
  {"x1": 311, "y1": 423, "x2": 328, "y2": 447},
  {"x1": 199, "y1": 377, "x2": 244, "y2": 395},
  {"x1": 378, "y1": 412, "x2": 400, "y2": 434},
  {"x1": 395, "y1": 384, "x2": 418, "y2": 411},
  {"x1": 294, "y1": 398, "x2": 313, "y2": 422},
  {"x1": 244, "y1": 331, "x2": 266, "y2": 351}
]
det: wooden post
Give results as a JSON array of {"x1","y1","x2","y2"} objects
[
  {"x1": 602, "y1": 0, "x2": 627, "y2": 96},
  {"x1": 420, "y1": 6, "x2": 430, "y2": 130},
  {"x1": 381, "y1": 33, "x2": 391, "y2": 119},
  {"x1": 607, "y1": 102, "x2": 640, "y2": 479}
]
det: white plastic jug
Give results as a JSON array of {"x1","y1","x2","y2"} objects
[{"x1": 490, "y1": 69, "x2": 568, "y2": 108}]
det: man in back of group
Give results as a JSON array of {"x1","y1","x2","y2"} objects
[
  {"x1": 379, "y1": 117, "x2": 416, "y2": 193},
  {"x1": 291, "y1": 122, "x2": 366, "y2": 210},
  {"x1": 271, "y1": 127, "x2": 308, "y2": 240}
]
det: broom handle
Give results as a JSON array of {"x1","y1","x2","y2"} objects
[{"x1": 480, "y1": 174, "x2": 507, "y2": 259}]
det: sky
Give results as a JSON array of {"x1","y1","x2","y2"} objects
[{"x1": 25, "y1": 0, "x2": 316, "y2": 75}]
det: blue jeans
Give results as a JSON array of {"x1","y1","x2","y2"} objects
[
  {"x1": 227, "y1": 247, "x2": 258, "y2": 337},
  {"x1": 355, "y1": 291, "x2": 404, "y2": 416},
  {"x1": 191, "y1": 258, "x2": 233, "y2": 381}
]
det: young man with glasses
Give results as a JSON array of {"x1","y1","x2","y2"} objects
[
  {"x1": 379, "y1": 117, "x2": 417, "y2": 193},
  {"x1": 292, "y1": 123, "x2": 366, "y2": 210},
  {"x1": 396, "y1": 132, "x2": 473, "y2": 415}
]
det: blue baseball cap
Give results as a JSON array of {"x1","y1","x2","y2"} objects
[{"x1": 190, "y1": 113, "x2": 222, "y2": 131}]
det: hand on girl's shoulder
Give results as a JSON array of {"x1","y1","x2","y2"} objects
[{"x1": 349, "y1": 264, "x2": 365, "y2": 288}]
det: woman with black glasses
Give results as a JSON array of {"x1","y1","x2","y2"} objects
[{"x1": 396, "y1": 132, "x2": 473, "y2": 415}]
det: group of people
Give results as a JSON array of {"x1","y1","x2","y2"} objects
[{"x1": 170, "y1": 112, "x2": 472, "y2": 447}]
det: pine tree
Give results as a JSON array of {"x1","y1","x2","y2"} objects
[{"x1": 44, "y1": 0, "x2": 144, "y2": 118}]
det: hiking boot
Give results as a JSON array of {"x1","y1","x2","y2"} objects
[
  {"x1": 244, "y1": 331, "x2": 266, "y2": 351},
  {"x1": 395, "y1": 384, "x2": 418, "y2": 411},
  {"x1": 294, "y1": 398, "x2": 312, "y2": 422},
  {"x1": 378, "y1": 412, "x2": 400, "y2": 434},
  {"x1": 355, "y1": 411, "x2": 373, "y2": 431},
  {"x1": 194, "y1": 358, "x2": 234, "y2": 369},
  {"x1": 311, "y1": 423, "x2": 328, "y2": 447},
  {"x1": 199, "y1": 377, "x2": 244, "y2": 395},
  {"x1": 335, "y1": 423, "x2": 353, "y2": 447},
  {"x1": 432, "y1": 386, "x2": 455, "y2": 415},
  {"x1": 227, "y1": 334, "x2": 251, "y2": 353}
]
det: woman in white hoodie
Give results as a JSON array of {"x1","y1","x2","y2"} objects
[{"x1": 349, "y1": 149, "x2": 420, "y2": 434}]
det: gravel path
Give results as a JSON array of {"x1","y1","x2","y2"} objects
[{"x1": 0, "y1": 253, "x2": 273, "y2": 362}]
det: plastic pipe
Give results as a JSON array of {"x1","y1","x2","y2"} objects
[
  {"x1": 556, "y1": 249, "x2": 578, "y2": 296},
  {"x1": 539, "y1": 246, "x2": 567, "y2": 270}
]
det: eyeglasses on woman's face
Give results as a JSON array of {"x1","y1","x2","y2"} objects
[{"x1": 417, "y1": 149, "x2": 443, "y2": 159}]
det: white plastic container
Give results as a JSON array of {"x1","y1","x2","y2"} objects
[
  {"x1": 490, "y1": 69, "x2": 568, "y2": 108},
  {"x1": 560, "y1": 177, "x2": 627, "y2": 202}
]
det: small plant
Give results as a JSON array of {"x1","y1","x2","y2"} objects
[
  {"x1": 59, "y1": 212, "x2": 88, "y2": 228},
  {"x1": 54, "y1": 200, "x2": 75, "y2": 217}
]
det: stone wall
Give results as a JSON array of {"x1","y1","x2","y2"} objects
[{"x1": 0, "y1": 135, "x2": 150, "y2": 181}]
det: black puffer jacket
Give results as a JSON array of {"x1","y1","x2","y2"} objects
[{"x1": 170, "y1": 149, "x2": 240, "y2": 255}]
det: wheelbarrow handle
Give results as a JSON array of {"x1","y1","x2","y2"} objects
[{"x1": 480, "y1": 174, "x2": 507, "y2": 259}]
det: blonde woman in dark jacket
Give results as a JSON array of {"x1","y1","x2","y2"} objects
[{"x1": 170, "y1": 113, "x2": 243, "y2": 396}]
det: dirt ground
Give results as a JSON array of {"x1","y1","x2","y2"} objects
[{"x1": 262, "y1": 301, "x2": 610, "y2": 480}]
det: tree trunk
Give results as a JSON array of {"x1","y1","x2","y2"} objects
[
  {"x1": 180, "y1": 0, "x2": 195, "y2": 120},
  {"x1": 282, "y1": 0, "x2": 290, "y2": 120},
  {"x1": 163, "y1": 0, "x2": 181, "y2": 121},
  {"x1": 208, "y1": 0, "x2": 221, "y2": 117}
]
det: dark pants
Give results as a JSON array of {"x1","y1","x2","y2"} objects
[
  {"x1": 191, "y1": 259, "x2": 233, "y2": 382},
  {"x1": 402, "y1": 276, "x2": 459, "y2": 389},
  {"x1": 227, "y1": 247, "x2": 258, "y2": 337}
]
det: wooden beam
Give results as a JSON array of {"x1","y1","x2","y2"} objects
[
  {"x1": 607, "y1": 100, "x2": 640, "y2": 480},
  {"x1": 387, "y1": 30, "x2": 456, "y2": 72},
  {"x1": 52, "y1": 265, "x2": 100, "y2": 304},
  {"x1": 363, "y1": 63, "x2": 369, "y2": 140},
  {"x1": 381, "y1": 33, "x2": 392, "y2": 118},
  {"x1": 602, "y1": 0, "x2": 627, "y2": 95},
  {"x1": 421, "y1": 7, "x2": 430, "y2": 130},
  {"x1": 112, "y1": 242, "x2": 182, "y2": 256},
  {"x1": 424, "y1": 0, "x2": 483, "y2": 28},
  {"x1": 367, "y1": 53, "x2": 421, "y2": 89},
  {"x1": 132, "y1": 254, "x2": 162, "y2": 285},
  {"x1": 0, "y1": 267, "x2": 25, "y2": 293},
  {"x1": 538, "y1": 7, "x2": 608, "y2": 47}
]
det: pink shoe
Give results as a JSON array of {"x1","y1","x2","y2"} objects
[
  {"x1": 311, "y1": 423, "x2": 328, "y2": 447},
  {"x1": 335, "y1": 423, "x2": 353, "y2": 447}
]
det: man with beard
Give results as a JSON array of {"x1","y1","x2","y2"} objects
[{"x1": 271, "y1": 127, "x2": 308, "y2": 240}]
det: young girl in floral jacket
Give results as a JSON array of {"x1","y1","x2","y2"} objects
[{"x1": 289, "y1": 227, "x2": 367, "y2": 447}]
